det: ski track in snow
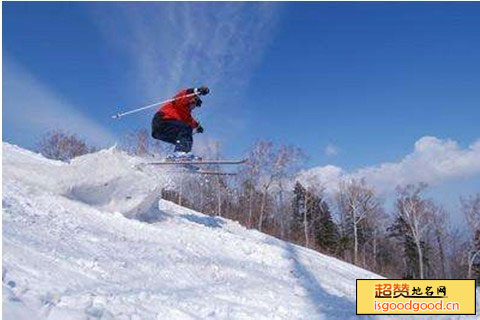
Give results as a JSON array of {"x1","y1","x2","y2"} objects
[{"x1": 2, "y1": 143, "x2": 478, "y2": 319}]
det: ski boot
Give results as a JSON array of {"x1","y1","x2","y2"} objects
[
  {"x1": 166, "y1": 152, "x2": 202, "y2": 171},
  {"x1": 166, "y1": 151, "x2": 202, "y2": 162}
]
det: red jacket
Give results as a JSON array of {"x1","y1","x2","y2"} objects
[{"x1": 157, "y1": 89, "x2": 199, "y2": 128}]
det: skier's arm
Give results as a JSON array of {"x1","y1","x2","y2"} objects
[
  {"x1": 188, "y1": 117, "x2": 199, "y2": 129},
  {"x1": 172, "y1": 87, "x2": 206, "y2": 106},
  {"x1": 173, "y1": 89, "x2": 192, "y2": 103}
]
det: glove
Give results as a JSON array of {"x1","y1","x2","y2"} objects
[
  {"x1": 196, "y1": 86, "x2": 210, "y2": 96},
  {"x1": 196, "y1": 125, "x2": 204, "y2": 134},
  {"x1": 194, "y1": 96, "x2": 203, "y2": 107}
]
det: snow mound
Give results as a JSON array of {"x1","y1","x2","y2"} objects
[{"x1": 2, "y1": 143, "x2": 478, "y2": 319}]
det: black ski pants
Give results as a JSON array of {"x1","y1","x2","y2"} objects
[{"x1": 151, "y1": 112, "x2": 193, "y2": 152}]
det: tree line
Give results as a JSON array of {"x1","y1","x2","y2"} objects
[{"x1": 36, "y1": 129, "x2": 480, "y2": 282}]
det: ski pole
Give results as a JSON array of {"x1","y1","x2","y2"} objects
[{"x1": 111, "y1": 92, "x2": 199, "y2": 119}]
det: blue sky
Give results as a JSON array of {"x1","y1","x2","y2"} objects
[{"x1": 3, "y1": 2, "x2": 479, "y2": 211}]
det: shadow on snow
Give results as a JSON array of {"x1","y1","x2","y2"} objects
[{"x1": 282, "y1": 242, "x2": 373, "y2": 320}]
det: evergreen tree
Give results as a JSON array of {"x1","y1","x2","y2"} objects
[
  {"x1": 291, "y1": 182, "x2": 308, "y2": 242},
  {"x1": 291, "y1": 181, "x2": 339, "y2": 252},
  {"x1": 312, "y1": 200, "x2": 339, "y2": 253}
]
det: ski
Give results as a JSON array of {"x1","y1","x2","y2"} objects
[
  {"x1": 188, "y1": 170, "x2": 236, "y2": 176},
  {"x1": 142, "y1": 159, "x2": 247, "y2": 165},
  {"x1": 134, "y1": 163, "x2": 238, "y2": 176}
]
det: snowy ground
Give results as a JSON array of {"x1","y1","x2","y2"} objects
[{"x1": 2, "y1": 143, "x2": 479, "y2": 319}]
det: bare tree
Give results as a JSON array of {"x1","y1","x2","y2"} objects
[
  {"x1": 37, "y1": 130, "x2": 95, "y2": 162},
  {"x1": 274, "y1": 145, "x2": 305, "y2": 235},
  {"x1": 427, "y1": 204, "x2": 450, "y2": 278},
  {"x1": 240, "y1": 141, "x2": 305, "y2": 231},
  {"x1": 256, "y1": 142, "x2": 304, "y2": 232},
  {"x1": 461, "y1": 194, "x2": 480, "y2": 278},
  {"x1": 335, "y1": 179, "x2": 380, "y2": 265},
  {"x1": 257, "y1": 143, "x2": 275, "y2": 231},
  {"x1": 120, "y1": 128, "x2": 147, "y2": 155},
  {"x1": 363, "y1": 205, "x2": 388, "y2": 271},
  {"x1": 276, "y1": 179, "x2": 288, "y2": 239},
  {"x1": 241, "y1": 140, "x2": 273, "y2": 228},
  {"x1": 444, "y1": 226, "x2": 469, "y2": 279},
  {"x1": 394, "y1": 183, "x2": 433, "y2": 279},
  {"x1": 195, "y1": 140, "x2": 225, "y2": 216}
]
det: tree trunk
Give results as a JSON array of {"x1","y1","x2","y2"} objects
[
  {"x1": 279, "y1": 188, "x2": 285, "y2": 239},
  {"x1": 304, "y1": 193, "x2": 309, "y2": 248},
  {"x1": 248, "y1": 185, "x2": 254, "y2": 228},
  {"x1": 436, "y1": 233, "x2": 446, "y2": 278},
  {"x1": 362, "y1": 243, "x2": 367, "y2": 268},
  {"x1": 353, "y1": 219, "x2": 358, "y2": 265},
  {"x1": 468, "y1": 251, "x2": 480, "y2": 278},
  {"x1": 216, "y1": 177, "x2": 221, "y2": 216},
  {"x1": 414, "y1": 237, "x2": 424, "y2": 279},
  {"x1": 258, "y1": 188, "x2": 268, "y2": 231}
]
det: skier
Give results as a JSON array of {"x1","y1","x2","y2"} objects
[{"x1": 151, "y1": 86, "x2": 210, "y2": 160}]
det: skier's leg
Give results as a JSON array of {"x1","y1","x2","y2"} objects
[
  {"x1": 151, "y1": 114, "x2": 178, "y2": 145},
  {"x1": 152, "y1": 115, "x2": 196, "y2": 160},
  {"x1": 172, "y1": 123, "x2": 199, "y2": 169},
  {"x1": 174, "y1": 123, "x2": 193, "y2": 153}
]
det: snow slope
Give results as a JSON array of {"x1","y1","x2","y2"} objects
[{"x1": 2, "y1": 143, "x2": 478, "y2": 319}]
